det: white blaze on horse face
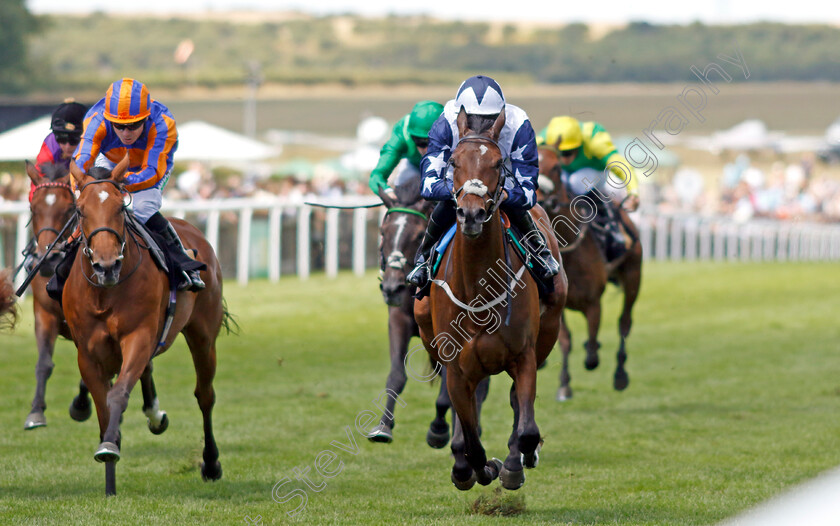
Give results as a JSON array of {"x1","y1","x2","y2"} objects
[
  {"x1": 463, "y1": 179, "x2": 488, "y2": 197},
  {"x1": 98, "y1": 190, "x2": 109, "y2": 203},
  {"x1": 388, "y1": 215, "x2": 408, "y2": 268},
  {"x1": 45, "y1": 194, "x2": 56, "y2": 206},
  {"x1": 479, "y1": 145, "x2": 488, "y2": 156}
]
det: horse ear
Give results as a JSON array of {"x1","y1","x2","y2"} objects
[
  {"x1": 550, "y1": 135, "x2": 562, "y2": 151},
  {"x1": 111, "y1": 155, "x2": 130, "y2": 183},
  {"x1": 25, "y1": 161, "x2": 42, "y2": 185},
  {"x1": 69, "y1": 159, "x2": 89, "y2": 187},
  {"x1": 489, "y1": 111, "x2": 506, "y2": 141},
  {"x1": 456, "y1": 107, "x2": 470, "y2": 137}
]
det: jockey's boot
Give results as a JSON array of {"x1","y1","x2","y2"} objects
[
  {"x1": 596, "y1": 202, "x2": 628, "y2": 262},
  {"x1": 146, "y1": 213, "x2": 205, "y2": 292},
  {"x1": 406, "y1": 201, "x2": 455, "y2": 289},
  {"x1": 45, "y1": 240, "x2": 79, "y2": 304},
  {"x1": 507, "y1": 208, "x2": 561, "y2": 281}
]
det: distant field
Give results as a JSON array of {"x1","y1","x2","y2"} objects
[
  {"x1": 164, "y1": 82, "x2": 840, "y2": 137},
  {"x1": 1, "y1": 262, "x2": 840, "y2": 525}
]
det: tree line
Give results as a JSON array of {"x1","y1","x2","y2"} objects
[{"x1": 3, "y1": 4, "x2": 840, "y2": 95}]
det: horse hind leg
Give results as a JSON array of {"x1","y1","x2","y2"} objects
[
  {"x1": 583, "y1": 304, "x2": 602, "y2": 371},
  {"x1": 369, "y1": 313, "x2": 413, "y2": 444},
  {"x1": 614, "y1": 265, "x2": 641, "y2": 391},
  {"x1": 140, "y1": 363, "x2": 169, "y2": 435},
  {"x1": 183, "y1": 328, "x2": 222, "y2": 481}
]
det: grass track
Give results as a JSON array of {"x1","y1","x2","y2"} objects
[{"x1": 1, "y1": 262, "x2": 839, "y2": 525}]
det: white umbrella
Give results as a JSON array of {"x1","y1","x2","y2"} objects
[
  {"x1": 0, "y1": 116, "x2": 52, "y2": 161},
  {"x1": 174, "y1": 120, "x2": 280, "y2": 162}
]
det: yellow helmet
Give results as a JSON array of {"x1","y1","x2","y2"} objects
[{"x1": 545, "y1": 116, "x2": 582, "y2": 151}]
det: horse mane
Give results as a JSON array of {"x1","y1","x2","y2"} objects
[
  {"x1": 88, "y1": 166, "x2": 116, "y2": 181},
  {"x1": 39, "y1": 162, "x2": 69, "y2": 182}
]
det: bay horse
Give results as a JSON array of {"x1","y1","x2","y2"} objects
[
  {"x1": 66, "y1": 157, "x2": 231, "y2": 494},
  {"x1": 414, "y1": 109, "x2": 566, "y2": 490},
  {"x1": 537, "y1": 146, "x2": 642, "y2": 400},
  {"x1": 22, "y1": 161, "x2": 92, "y2": 430},
  {"x1": 371, "y1": 199, "x2": 489, "y2": 447}
]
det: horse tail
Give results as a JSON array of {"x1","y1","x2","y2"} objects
[
  {"x1": 220, "y1": 297, "x2": 240, "y2": 336},
  {"x1": 0, "y1": 268, "x2": 19, "y2": 332}
]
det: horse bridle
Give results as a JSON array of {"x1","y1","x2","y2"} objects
[
  {"x1": 29, "y1": 181, "x2": 76, "y2": 250},
  {"x1": 449, "y1": 135, "x2": 510, "y2": 224},
  {"x1": 75, "y1": 178, "x2": 145, "y2": 288}
]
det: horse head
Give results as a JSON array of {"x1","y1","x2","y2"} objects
[
  {"x1": 451, "y1": 108, "x2": 506, "y2": 239},
  {"x1": 537, "y1": 146, "x2": 571, "y2": 212},
  {"x1": 25, "y1": 161, "x2": 76, "y2": 277},
  {"x1": 379, "y1": 200, "x2": 431, "y2": 306},
  {"x1": 69, "y1": 156, "x2": 130, "y2": 287}
]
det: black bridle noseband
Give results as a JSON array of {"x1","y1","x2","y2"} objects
[{"x1": 449, "y1": 135, "x2": 510, "y2": 223}]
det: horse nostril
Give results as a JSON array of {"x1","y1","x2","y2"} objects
[
  {"x1": 91, "y1": 262, "x2": 104, "y2": 274},
  {"x1": 475, "y1": 208, "x2": 487, "y2": 223},
  {"x1": 113, "y1": 260, "x2": 122, "y2": 275},
  {"x1": 456, "y1": 207, "x2": 466, "y2": 220}
]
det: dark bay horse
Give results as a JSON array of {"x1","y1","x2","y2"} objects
[
  {"x1": 414, "y1": 109, "x2": 566, "y2": 491},
  {"x1": 537, "y1": 147, "x2": 642, "y2": 400},
  {"x1": 66, "y1": 158, "x2": 230, "y2": 494},
  {"x1": 22, "y1": 161, "x2": 92, "y2": 429},
  {"x1": 371, "y1": 199, "x2": 487, "y2": 447}
]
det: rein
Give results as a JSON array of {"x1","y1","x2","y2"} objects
[{"x1": 385, "y1": 207, "x2": 428, "y2": 220}]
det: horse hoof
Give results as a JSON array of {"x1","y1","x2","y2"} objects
[
  {"x1": 24, "y1": 411, "x2": 47, "y2": 430},
  {"x1": 201, "y1": 460, "x2": 222, "y2": 481},
  {"x1": 148, "y1": 412, "x2": 169, "y2": 435},
  {"x1": 94, "y1": 442, "x2": 120, "y2": 463},
  {"x1": 426, "y1": 428, "x2": 450, "y2": 449},
  {"x1": 584, "y1": 357, "x2": 599, "y2": 370},
  {"x1": 451, "y1": 470, "x2": 477, "y2": 491},
  {"x1": 556, "y1": 386, "x2": 573, "y2": 401},
  {"x1": 614, "y1": 371, "x2": 630, "y2": 391},
  {"x1": 367, "y1": 424, "x2": 393, "y2": 444},
  {"x1": 522, "y1": 441, "x2": 542, "y2": 469},
  {"x1": 500, "y1": 466, "x2": 525, "y2": 490},
  {"x1": 69, "y1": 396, "x2": 92, "y2": 422},
  {"x1": 477, "y1": 458, "x2": 503, "y2": 486}
]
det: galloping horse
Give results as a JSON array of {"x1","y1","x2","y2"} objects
[
  {"x1": 66, "y1": 157, "x2": 231, "y2": 494},
  {"x1": 537, "y1": 147, "x2": 642, "y2": 400},
  {"x1": 371, "y1": 198, "x2": 489, "y2": 447},
  {"x1": 415, "y1": 110, "x2": 566, "y2": 490},
  {"x1": 22, "y1": 161, "x2": 92, "y2": 430}
]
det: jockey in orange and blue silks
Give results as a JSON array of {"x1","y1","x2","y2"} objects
[
  {"x1": 71, "y1": 78, "x2": 204, "y2": 292},
  {"x1": 407, "y1": 75, "x2": 560, "y2": 292}
]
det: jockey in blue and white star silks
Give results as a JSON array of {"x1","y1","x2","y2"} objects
[{"x1": 407, "y1": 75, "x2": 560, "y2": 293}]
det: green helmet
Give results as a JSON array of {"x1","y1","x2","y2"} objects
[{"x1": 407, "y1": 100, "x2": 443, "y2": 138}]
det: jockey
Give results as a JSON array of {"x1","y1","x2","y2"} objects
[
  {"x1": 73, "y1": 78, "x2": 204, "y2": 291},
  {"x1": 406, "y1": 75, "x2": 561, "y2": 290},
  {"x1": 22, "y1": 99, "x2": 88, "y2": 273},
  {"x1": 369, "y1": 100, "x2": 444, "y2": 205},
  {"x1": 537, "y1": 116, "x2": 640, "y2": 261}
]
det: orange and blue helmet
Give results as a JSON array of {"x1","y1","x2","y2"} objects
[{"x1": 103, "y1": 78, "x2": 152, "y2": 124}]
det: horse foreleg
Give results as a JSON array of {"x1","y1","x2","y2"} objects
[
  {"x1": 583, "y1": 303, "x2": 602, "y2": 371},
  {"x1": 184, "y1": 330, "x2": 222, "y2": 481},
  {"x1": 140, "y1": 362, "x2": 169, "y2": 435},
  {"x1": 557, "y1": 311, "x2": 573, "y2": 401},
  {"x1": 24, "y1": 310, "x2": 59, "y2": 430},
  {"x1": 69, "y1": 379, "x2": 92, "y2": 422},
  {"x1": 449, "y1": 414, "x2": 475, "y2": 490},
  {"x1": 446, "y1": 368, "x2": 500, "y2": 488},
  {"x1": 427, "y1": 366, "x2": 451, "y2": 449},
  {"x1": 501, "y1": 383, "x2": 525, "y2": 490},
  {"x1": 513, "y1": 352, "x2": 541, "y2": 469},
  {"x1": 615, "y1": 263, "x2": 641, "y2": 391},
  {"x1": 370, "y1": 309, "x2": 413, "y2": 443},
  {"x1": 76, "y1": 351, "x2": 111, "y2": 448}
]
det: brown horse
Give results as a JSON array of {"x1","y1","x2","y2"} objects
[
  {"x1": 371, "y1": 199, "x2": 489, "y2": 447},
  {"x1": 414, "y1": 109, "x2": 566, "y2": 490},
  {"x1": 22, "y1": 161, "x2": 92, "y2": 429},
  {"x1": 0, "y1": 269, "x2": 17, "y2": 331},
  {"x1": 537, "y1": 146, "x2": 642, "y2": 400},
  {"x1": 66, "y1": 157, "x2": 230, "y2": 494}
]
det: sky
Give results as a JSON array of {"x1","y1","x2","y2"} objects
[{"x1": 25, "y1": 0, "x2": 839, "y2": 25}]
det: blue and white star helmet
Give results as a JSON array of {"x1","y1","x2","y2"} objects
[{"x1": 454, "y1": 75, "x2": 505, "y2": 115}]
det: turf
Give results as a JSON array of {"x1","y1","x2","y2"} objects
[{"x1": 1, "y1": 262, "x2": 839, "y2": 525}]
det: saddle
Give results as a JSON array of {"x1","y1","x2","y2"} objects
[{"x1": 415, "y1": 213, "x2": 554, "y2": 300}]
